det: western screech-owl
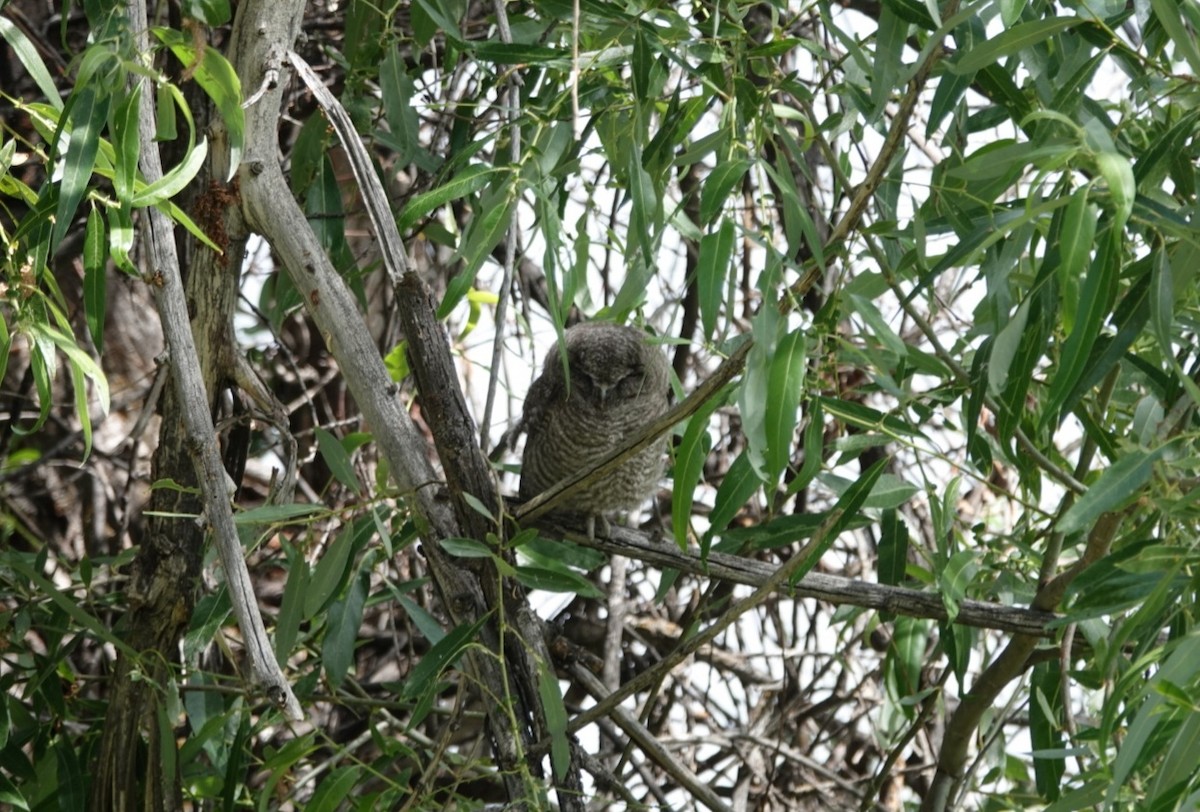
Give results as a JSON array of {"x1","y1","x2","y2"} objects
[{"x1": 517, "y1": 323, "x2": 671, "y2": 524}]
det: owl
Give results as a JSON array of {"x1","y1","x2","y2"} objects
[{"x1": 517, "y1": 322, "x2": 671, "y2": 529}]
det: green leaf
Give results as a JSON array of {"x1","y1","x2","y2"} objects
[
  {"x1": 878, "y1": 508, "x2": 909, "y2": 588},
  {"x1": 1109, "y1": 633, "x2": 1200, "y2": 806},
  {"x1": 789, "y1": 457, "x2": 887, "y2": 585},
  {"x1": 1043, "y1": 219, "x2": 1114, "y2": 427},
  {"x1": 110, "y1": 83, "x2": 141, "y2": 204},
  {"x1": 1055, "y1": 187, "x2": 1099, "y2": 333},
  {"x1": 885, "y1": 616, "x2": 928, "y2": 707},
  {"x1": 537, "y1": 657, "x2": 571, "y2": 780},
  {"x1": 702, "y1": 450, "x2": 761, "y2": 557},
  {"x1": 871, "y1": 2, "x2": 907, "y2": 117},
  {"x1": 439, "y1": 537, "x2": 496, "y2": 559},
  {"x1": 999, "y1": 0, "x2": 1028, "y2": 26},
  {"x1": 275, "y1": 555, "x2": 308, "y2": 666},
  {"x1": 1094, "y1": 150, "x2": 1135, "y2": 230},
  {"x1": 322, "y1": 572, "x2": 367, "y2": 688},
  {"x1": 53, "y1": 85, "x2": 111, "y2": 251},
  {"x1": 315, "y1": 427, "x2": 362, "y2": 495},
  {"x1": 763, "y1": 328, "x2": 807, "y2": 489},
  {"x1": 696, "y1": 218, "x2": 735, "y2": 343},
  {"x1": 28, "y1": 322, "x2": 109, "y2": 460},
  {"x1": 818, "y1": 471, "x2": 919, "y2": 510},
  {"x1": 951, "y1": 18, "x2": 1085, "y2": 75},
  {"x1": 1057, "y1": 447, "x2": 1168, "y2": 535},
  {"x1": 514, "y1": 565, "x2": 604, "y2": 598},
  {"x1": 308, "y1": 766, "x2": 364, "y2": 812},
  {"x1": 440, "y1": 178, "x2": 514, "y2": 319},
  {"x1": 471, "y1": 41, "x2": 569, "y2": 66},
  {"x1": 304, "y1": 519, "x2": 373, "y2": 618},
  {"x1": 816, "y1": 396, "x2": 925, "y2": 439},
  {"x1": 412, "y1": 0, "x2": 464, "y2": 46},
  {"x1": 401, "y1": 616, "x2": 487, "y2": 701},
  {"x1": 699, "y1": 158, "x2": 750, "y2": 226},
  {"x1": 1149, "y1": 0, "x2": 1200, "y2": 75},
  {"x1": 150, "y1": 28, "x2": 244, "y2": 178},
  {"x1": 0, "y1": 17, "x2": 63, "y2": 110},
  {"x1": 83, "y1": 207, "x2": 107, "y2": 352},
  {"x1": 938, "y1": 549, "x2": 978, "y2": 623},
  {"x1": 379, "y1": 46, "x2": 431, "y2": 170},
  {"x1": 673, "y1": 397, "x2": 718, "y2": 550},
  {"x1": 182, "y1": 0, "x2": 231, "y2": 26},
  {"x1": 129, "y1": 138, "x2": 208, "y2": 207},
  {"x1": 5, "y1": 554, "x2": 136, "y2": 658},
  {"x1": 988, "y1": 295, "x2": 1032, "y2": 397},
  {"x1": 1029, "y1": 663, "x2": 1065, "y2": 803}
]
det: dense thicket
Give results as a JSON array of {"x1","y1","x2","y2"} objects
[{"x1": 2, "y1": 0, "x2": 1200, "y2": 809}]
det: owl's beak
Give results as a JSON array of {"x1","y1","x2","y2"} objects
[{"x1": 596, "y1": 384, "x2": 611, "y2": 407}]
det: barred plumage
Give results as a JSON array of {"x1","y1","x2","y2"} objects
[{"x1": 518, "y1": 323, "x2": 671, "y2": 521}]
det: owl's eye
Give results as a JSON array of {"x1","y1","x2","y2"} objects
[{"x1": 614, "y1": 367, "x2": 646, "y2": 399}]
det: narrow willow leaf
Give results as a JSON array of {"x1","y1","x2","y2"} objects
[
  {"x1": 627, "y1": 148, "x2": 660, "y2": 267},
  {"x1": 784, "y1": 400, "x2": 826, "y2": 498},
  {"x1": 702, "y1": 450, "x2": 761, "y2": 557},
  {"x1": 1149, "y1": 0, "x2": 1200, "y2": 75},
  {"x1": 1094, "y1": 150, "x2": 1135, "y2": 229},
  {"x1": 1057, "y1": 447, "x2": 1168, "y2": 535},
  {"x1": 438, "y1": 537, "x2": 496, "y2": 559},
  {"x1": 130, "y1": 138, "x2": 208, "y2": 207},
  {"x1": 322, "y1": 573, "x2": 367, "y2": 689},
  {"x1": 764, "y1": 328, "x2": 807, "y2": 489},
  {"x1": 952, "y1": 18, "x2": 1084, "y2": 75},
  {"x1": 938, "y1": 549, "x2": 978, "y2": 623},
  {"x1": 1149, "y1": 251, "x2": 1200, "y2": 407},
  {"x1": 150, "y1": 28, "x2": 244, "y2": 178},
  {"x1": 1030, "y1": 661, "x2": 1065, "y2": 804},
  {"x1": 696, "y1": 218, "x2": 735, "y2": 343},
  {"x1": 699, "y1": 158, "x2": 750, "y2": 226},
  {"x1": 885, "y1": 616, "x2": 928, "y2": 710},
  {"x1": 871, "y1": 2, "x2": 906, "y2": 117},
  {"x1": 471, "y1": 41, "x2": 569, "y2": 66},
  {"x1": 0, "y1": 17, "x2": 62, "y2": 109},
  {"x1": 413, "y1": 0, "x2": 464, "y2": 45},
  {"x1": 315, "y1": 427, "x2": 361, "y2": 495},
  {"x1": 380, "y1": 46, "x2": 425, "y2": 168},
  {"x1": 83, "y1": 208, "x2": 107, "y2": 352},
  {"x1": 999, "y1": 0, "x2": 1029, "y2": 26},
  {"x1": 398, "y1": 165, "x2": 498, "y2": 231},
  {"x1": 106, "y1": 206, "x2": 136, "y2": 274},
  {"x1": 400, "y1": 616, "x2": 487, "y2": 701},
  {"x1": 927, "y1": 69, "x2": 971, "y2": 138},
  {"x1": 53, "y1": 85, "x2": 111, "y2": 251},
  {"x1": 110, "y1": 83, "x2": 141, "y2": 204},
  {"x1": 673, "y1": 400, "x2": 718, "y2": 550},
  {"x1": 1108, "y1": 633, "x2": 1200, "y2": 806},
  {"x1": 987, "y1": 296, "x2": 1031, "y2": 396},
  {"x1": 789, "y1": 456, "x2": 886, "y2": 585},
  {"x1": 878, "y1": 508, "x2": 908, "y2": 589},
  {"x1": 1043, "y1": 219, "x2": 1113, "y2": 428},
  {"x1": 439, "y1": 180, "x2": 514, "y2": 319},
  {"x1": 515, "y1": 565, "x2": 604, "y2": 598},
  {"x1": 1055, "y1": 187, "x2": 1098, "y2": 333},
  {"x1": 304, "y1": 519, "x2": 373, "y2": 618},
  {"x1": 274, "y1": 554, "x2": 308, "y2": 665},
  {"x1": 537, "y1": 657, "x2": 571, "y2": 780},
  {"x1": 738, "y1": 309, "x2": 778, "y2": 480}
]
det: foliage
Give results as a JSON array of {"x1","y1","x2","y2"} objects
[{"x1": 3, "y1": 0, "x2": 1200, "y2": 808}]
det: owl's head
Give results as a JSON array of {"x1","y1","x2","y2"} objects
[{"x1": 557, "y1": 323, "x2": 666, "y2": 409}]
